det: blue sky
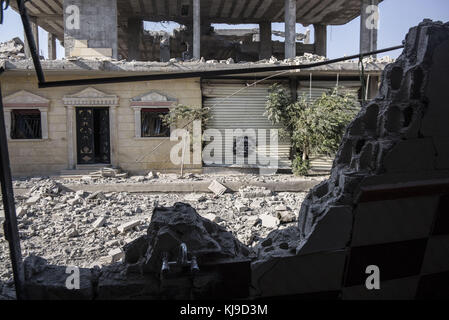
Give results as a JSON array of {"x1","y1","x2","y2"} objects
[{"x1": 1, "y1": 0, "x2": 448, "y2": 60}]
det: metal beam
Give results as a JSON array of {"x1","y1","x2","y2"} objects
[{"x1": 0, "y1": 74, "x2": 26, "y2": 300}]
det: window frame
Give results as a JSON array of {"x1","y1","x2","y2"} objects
[
  {"x1": 3, "y1": 106, "x2": 49, "y2": 142},
  {"x1": 132, "y1": 106, "x2": 174, "y2": 139},
  {"x1": 140, "y1": 107, "x2": 171, "y2": 138}
]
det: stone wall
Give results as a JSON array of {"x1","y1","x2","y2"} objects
[{"x1": 1, "y1": 75, "x2": 202, "y2": 176}]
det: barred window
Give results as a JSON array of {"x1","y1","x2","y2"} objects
[
  {"x1": 11, "y1": 109, "x2": 42, "y2": 140},
  {"x1": 141, "y1": 108, "x2": 170, "y2": 137}
]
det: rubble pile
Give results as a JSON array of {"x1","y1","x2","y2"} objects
[
  {"x1": 0, "y1": 37, "x2": 26, "y2": 61},
  {"x1": 0, "y1": 179, "x2": 307, "y2": 294},
  {"x1": 12, "y1": 173, "x2": 323, "y2": 188}
]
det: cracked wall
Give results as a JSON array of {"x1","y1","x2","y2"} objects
[{"x1": 252, "y1": 20, "x2": 449, "y2": 299}]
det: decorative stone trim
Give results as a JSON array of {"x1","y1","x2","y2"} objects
[
  {"x1": 63, "y1": 87, "x2": 119, "y2": 107},
  {"x1": 2, "y1": 90, "x2": 50, "y2": 140},
  {"x1": 130, "y1": 91, "x2": 176, "y2": 138}
]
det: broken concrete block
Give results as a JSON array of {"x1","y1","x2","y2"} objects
[
  {"x1": 184, "y1": 194, "x2": 206, "y2": 202},
  {"x1": 260, "y1": 214, "x2": 280, "y2": 228},
  {"x1": 87, "y1": 191, "x2": 106, "y2": 201},
  {"x1": 66, "y1": 228, "x2": 79, "y2": 238},
  {"x1": 26, "y1": 195, "x2": 40, "y2": 205},
  {"x1": 208, "y1": 180, "x2": 227, "y2": 196},
  {"x1": 67, "y1": 197, "x2": 82, "y2": 206},
  {"x1": 108, "y1": 248, "x2": 125, "y2": 263},
  {"x1": 203, "y1": 213, "x2": 220, "y2": 223},
  {"x1": 117, "y1": 220, "x2": 141, "y2": 233},
  {"x1": 92, "y1": 217, "x2": 106, "y2": 229},
  {"x1": 147, "y1": 171, "x2": 158, "y2": 179},
  {"x1": 16, "y1": 206, "x2": 27, "y2": 218},
  {"x1": 235, "y1": 203, "x2": 250, "y2": 213},
  {"x1": 131, "y1": 176, "x2": 145, "y2": 182},
  {"x1": 247, "y1": 216, "x2": 261, "y2": 227},
  {"x1": 274, "y1": 205, "x2": 288, "y2": 211},
  {"x1": 277, "y1": 211, "x2": 296, "y2": 224}
]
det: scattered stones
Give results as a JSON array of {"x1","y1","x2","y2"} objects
[{"x1": 1, "y1": 176, "x2": 309, "y2": 287}]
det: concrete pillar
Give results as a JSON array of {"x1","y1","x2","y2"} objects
[
  {"x1": 24, "y1": 20, "x2": 39, "y2": 58},
  {"x1": 284, "y1": 0, "x2": 296, "y2": 59},
  {"x1": 3, "y1": 110, "x2": 11, "y2": 139},
  {"x1": 39, "y1": 109, "x2": 49, "y2": 140},
  {"x1": 314, "y1": 24, "x2": 327, "y2": 57},
  {"x1": 259, "y1": 22, "x2": 272, "y2": 60},
  {"x1": 160, "y1": 36, "x2": 171, "y2": 62},
  {"x1": 48, "y1": 33, "x2": 57, "y2": 60},
  {"x1": 127, "y1": 18, "x2": 142, "y2": 61},
  {"x1": 66, "y1": 106, "x2": 76, "y2": 169},
  {"x1": 193, "y1": 0, "x2": 201, "y2": 59},
  {"x1": 63, "y1": 0, "x2": 118, "y2": 59},
  {"x1": 360, "y1": 0, "x2": 379, "y2": 56}
]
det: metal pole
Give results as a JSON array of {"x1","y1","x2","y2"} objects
[{"x1": 0, "y1": 80, "x2": 26, "y2": 300}]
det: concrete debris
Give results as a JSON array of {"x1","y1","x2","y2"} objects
[
  {"x1": 126, "y1": 203, "x2": 250, "y2": 272},
  {"x1": 16, "y1": 206, "x2": 27, "y2": 218},
  {"x1": 208, "y1": 180, "x2": 227, "y2": 196},
  {"x1": 108, "y1": 248, "x2": 124, "y2": 263},
  {"x1": 260, "y1": 214, "x2": 280, "y2": 229},
  {"x1": 89, "y1": 167, "x2": 127, "y2": 178},
  {"x1": 239, "y1": 186, "x2": 272, "y2": 198},
  {"x1": 117, "y1": 220, "x2": 141, "y2": 233},
  {"x1": 0, "y1": 37, "x2": 25, "y2": 61},
  {"x1": 92, "y1": 217, "x2": 106, "y2": 229},
  {"x1": 184, "y1": 194, "x2": 207, "y2": 202},
  {"x1": 1, "y1": 177, "x2": 308, "y2": 288}
]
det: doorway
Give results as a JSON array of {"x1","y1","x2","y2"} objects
[{"x1": 76, "y1": 107, "x2": 111, "y2": 165}]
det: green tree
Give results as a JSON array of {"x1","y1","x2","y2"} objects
[{"x1": 265, "y1": 83, "x2": 359, "y2": 175}]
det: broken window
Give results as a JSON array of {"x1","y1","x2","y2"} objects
[
  {"x1": 10, "y1": 109, "x2": 42, "y2": 139},
  {"x1": 141, "y1": 108, "x2": 170, "y2": 137}
]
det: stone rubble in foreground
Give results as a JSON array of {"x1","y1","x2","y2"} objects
[{"x1": 0, "y1": 177, "x2": 308, "y2": 297}]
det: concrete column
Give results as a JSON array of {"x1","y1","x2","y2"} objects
[
  {"x1": 284, "y1": 0, "x2": 296, "y2": 59},
  {"x1": 193, "y1": 0, "x2": 201, "y2": 59},
  {"x1": 64, "y1": 0, "x2": 118, "y2": 59},
  {"x1": 314, "y1": 24, "x2": 327, "y2": 57},
  {"x1": 133, "y1": 107, "x2": 141, "y2": 138},
  {"x1": 367, "y1": 75, "x2": 380, "y2": 100},
  {"x1": 259, "y1": 22, "x2": 272, "y2": 60},
  {"x1": 66, "y1": 106, "x2": 76, "y2": 169},
  {"x1": 127, "y1": 18, "x2": 142, "y2": 61},
  {"x1": 360, "y1": 0, "x2": 379, "y2": 55},
  {"x1": 3, "y1": 110, "x2": 11, "y2": 140},
  {"x1": 39, "y1": 109, "x2": 48, "y2": 139},
  {"x1": 24, "y1": 20, "x2": 39, "y2": 58},
  {"x1": 109, "y1": 106, "x2": 118, "y2": 167},
  {"x1": 48, "y1": 33, "x2": 57, "y2": 60}
]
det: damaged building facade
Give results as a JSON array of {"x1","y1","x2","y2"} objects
[
  {"x1": 1, "y1": 0, "x2": 386, "y2": 176},
  {"x1": 11, "y1": 20, "x2": 449, "y2": 300}
]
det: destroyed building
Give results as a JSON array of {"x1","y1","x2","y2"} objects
[{"x1": 1, "y1": 0, "x2": 388, "y2": 177}]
